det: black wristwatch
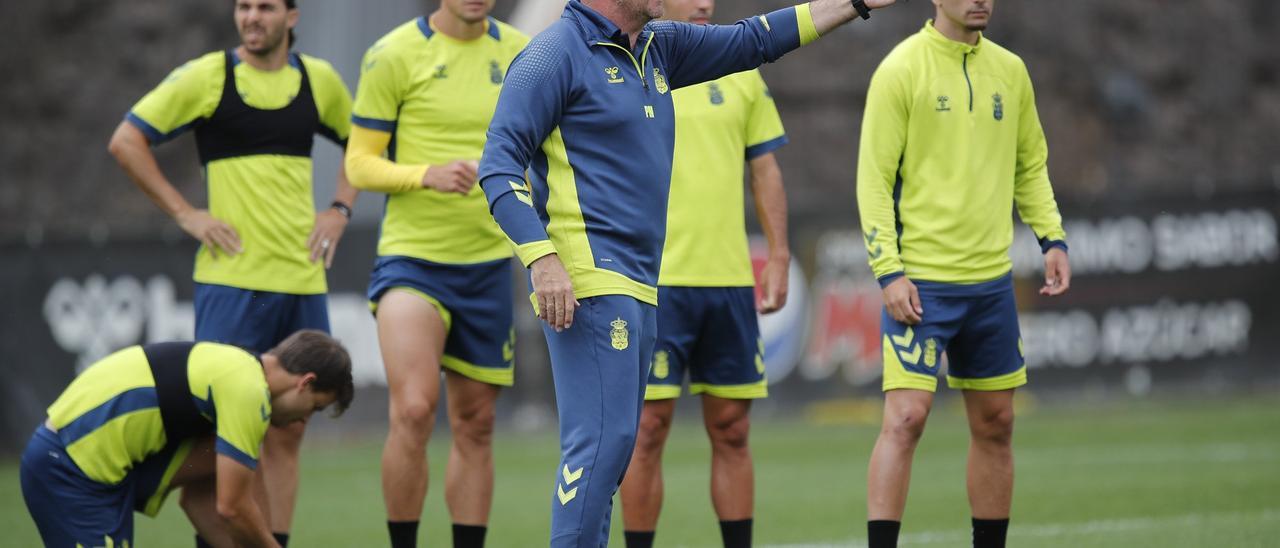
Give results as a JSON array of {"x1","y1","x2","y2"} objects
[
  {"x1": 330, "y1": 201, "x2": 353, "y2": 220},
  {"x1": 851, "y1": 0, "x2": 871, "y2": 20}
]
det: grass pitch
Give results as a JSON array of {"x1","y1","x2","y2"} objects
[{"x1": 4, "y1": 393, "x2": 1278, "y2": 547}]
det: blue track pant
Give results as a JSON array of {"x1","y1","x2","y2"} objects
[{"x1": 545, "y1": 295, "x2": 656, "y2": 547}]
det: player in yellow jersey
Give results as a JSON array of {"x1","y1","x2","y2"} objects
[
  {"x1": 857, "y1": 1, "x2": 1071, "y2": 546},
  {"x1": 107, "y1": 2, "x2": 356, "y2": 544},
  {"x1": 343, "y1": 1, "x2": 528, "y2": 546},
  {"x1": 617, "y1": 1, "x2": 791, "y2": 546},
  {"x1": 19, "y1": 330, "x2": 354, "y2": 548}
]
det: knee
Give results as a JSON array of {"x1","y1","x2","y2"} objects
[
  {"x1": 391, "y1": 398, "x2": 438, "y2": 439},
  {"x1": 707, "y1": 414, "x2": 750, "y2": 453},
  {"x1": 633, "y1": 408, "x2": 673, "y2": 456},
  {"x1": 971, "y1": 407, "x2": 1015, "y2": 446},
  {"x1": 882, "y1": 405, "x2": 930, "y2": 446},
  {"x1": 450, "y1": 403, "x2": 495, "y2": 450}
]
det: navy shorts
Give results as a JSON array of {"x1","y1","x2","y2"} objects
[
  {"x1": 20, "y1": 425, "x2": 194, "y2": 546},
  {"x1": 880, "y1": 274, "x2": 1026, "y2": 392},
  {"x1": 194, "y1": 282, "x2": 330, "y2": 353},
  {"x1": 367, "y1": 256, "x2": 515, "y2": 386},
  {"x1": 646, "y1": 286, "x2": 766, "y2": 400}
]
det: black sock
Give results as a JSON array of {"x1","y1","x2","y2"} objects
[
  {"x1": 624, "y1": 530, "x2": 656, "y2": 548},
  {"x1": 388, "y1": 520, "x2": 419, "y2": 548},
  {"x1": 452, "y1": 523, "x2": 487, "y2": 548},
  {"x1": 972, "y1": 518, "x2": 1009, "y2": 548},
  {"x1": 868, "y1": 520, "x2": 901, "y2": 548},
  {"x1": 272, "y1": 532, "x2": 289, "y2": 547},
  {"x1": 719, "y1": 519, "x2": 753, "y2": 548},
  {"x1": 195, "y1": 535, "x2": 214, "y2": 548}
]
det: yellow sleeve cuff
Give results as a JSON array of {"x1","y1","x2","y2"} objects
[
  {"x1": 344, "y1": 125, "x2": 427, "y2": 193},
  {"x1": 797, "y1": 3, "x2": 820, "y2": 46},
  {"x1": 513, "y1": 241, "x2": 557, "y2": 268}
]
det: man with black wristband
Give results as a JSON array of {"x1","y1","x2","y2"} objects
[
  {"x1": 858, "y1": 0, "x2": 1070, "y2": 546},
  {"x1": 107, "y1": 1, "x2": 357, "y2": 544},
  {"x1": 479, "y1": 0, "x2": 894, "y2": 545}
]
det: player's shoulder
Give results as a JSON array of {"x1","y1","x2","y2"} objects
[
  {"x1": 366, "y1": 18, "x2": 428, "y2": 58},
  {"x1": 509, "y1": 20, "x2": 578, "y2": 78},
  {"x1": 879, "y1": 31, "x2": 928, "y2": 71},
  {"x1": 161, "y1": 51, "x2": 225, "y2": 85},
  {"x1": 978, "y1": 37, "x2": 1029, "y2": 74},
  {"x1": 488, "y1": 17, "x2": 530, "y2": 48},
  {"x1": 297, "y1": 53, "x2": 343, "y2": 80},
  {"x1": 191, "y1": 341, "x2": 264, "y2": 380}
]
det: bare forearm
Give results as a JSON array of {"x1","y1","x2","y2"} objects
[
  {"x1": 749, "y1": 155, "x2": 790, "y2": 260},
  {"x1": 808, "y1": 0, "x2": 861, "y2": 36},
  {"x1": 108, "y1": 122, "x2": 193, "y2": 218},
  {"x1": 220, "y1": 501, "x2": 277, "y2": 548},
  {"x1": 331, "y1": 159, "x2": 359, "y2": 207}
]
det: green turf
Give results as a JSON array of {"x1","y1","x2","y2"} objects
[{"x1": 4, "y1": 393, "x2": 1278, "y2": 547}]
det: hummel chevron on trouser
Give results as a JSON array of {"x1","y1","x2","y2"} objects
[{"x1": 544, "y1": 295, "x2": 657, "y2": 547}]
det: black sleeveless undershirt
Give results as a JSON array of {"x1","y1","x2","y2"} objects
[{"x1": 195, "y1": 50, "x2": 319, "y2": 165}]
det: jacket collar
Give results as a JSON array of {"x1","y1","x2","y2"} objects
[
  {"x1": 564, "y1": 1, "x2": 650, "y2": 49},
  {"x1": 921, "y1": 19, "x2": 984, "y2": 55}
]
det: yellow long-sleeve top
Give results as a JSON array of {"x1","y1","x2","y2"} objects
[
  {"x1": 857, "y1": 22, "x2": 1066, "y2": 287},
  {"x1": 344, "y1": 17, "x2": 529, "y2": 265}
]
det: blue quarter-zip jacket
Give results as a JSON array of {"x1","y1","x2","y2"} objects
[{"x1": 479, "y1": 0, "x2": 819, "y2": 306}]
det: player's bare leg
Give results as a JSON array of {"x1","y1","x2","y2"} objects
[
  {"x1": 260, "y1": 421, "x2": 304, "y2": 535},
  {"x1": 173, "y1": 437, "x2": 230, "y2": 547},
  {"x1": 703, "y1": 395, "x2": 753, "y2": 521},
  {"x1": 867, "y1": 389, "x2": 934, "y2": 520},
  {"x1": 443, "y1": 370, "x2": 500, "y2": 525},
  {"x1": 379, "y1": 289, "x2": 447, "y2": 523},
  {"x1": 620, "y1": 399, "x2": 677, "y2": 532},
  {"x1": 962, "y1": 389, "x2": 1015, "y2": 518}
]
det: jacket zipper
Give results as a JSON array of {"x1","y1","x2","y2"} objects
[
  {"x1": 962, "y1": 52, "x2": 974, "y2": 112},
  {"x1": 596, "y1": 33, "x2": 655, "y2": 91}
]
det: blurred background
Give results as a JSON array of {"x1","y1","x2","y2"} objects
[{"x1": 2, "y1": 1, "x2": 1277, "y2": 546}]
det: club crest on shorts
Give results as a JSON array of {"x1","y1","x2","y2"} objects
[
  {"x1": 653, "y1": 67, "x2": 669, "y2": 94},
  {"x1": 652, "y1": 350, "x2": 669, "y2": 378},
  {"x1": 924, "y1": 338, "x2": 938, "y2": 368},
  {"x1": 610, "y1": 317, "x2": 629, "y2": 350}
]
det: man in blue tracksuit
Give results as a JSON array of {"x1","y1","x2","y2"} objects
[{"x1": 479, "y1": 0, "x2": 897, "y2": 544}]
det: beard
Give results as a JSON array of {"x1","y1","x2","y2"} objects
[
  {"x1": 241, "y1": 25, "x2": 287, "y2": 56},
  {"x1": 617, "y1": 0, "x2": 663, "y2": 22}
]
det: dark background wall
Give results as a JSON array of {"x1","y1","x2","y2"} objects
[{"x1": 2, "y1": 1, "x2": 1278, "y2": 241}]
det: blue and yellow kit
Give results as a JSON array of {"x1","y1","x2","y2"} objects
[
  {"x1": 478, "y1": 2, "x2": 824, "y2": 544},
  {"x1": 857, "y1": 22, "x2": 1068, "y2": 392},
  {"x1": 346, "y1": 17, "x2": 529, "y2": 386},
  {"x1": 126, "y1": 51, "x2": 353, "y2": 296},
  {"x1": 479, "y1": 1, "x2": 821, "y2": 307},
  {"x1": 20, "y1": 343, "x2": 271, "y2": 546},
  {"x1": 857, "y1": 21, "x2": 1066, "y2": 287},
  {"x1": 646, "y1": 69, "x2": 788, "y2": 401}
]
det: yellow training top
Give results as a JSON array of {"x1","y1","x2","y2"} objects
[
  {"x1": 660, "y1": 69, "x2": 787, "y2": 287},
  {"x1": 857, "y1": 22, "x2": 1066, "y2": 285},
  {"x1": 47, "y1": 343, "x2": 271, "y2": 487},
  {"x1": 348, "y1": 17, "x2": 529, "y2": 264},
  {"x1": 127, "y1": 51, "x2": 353, "y2": 294}
]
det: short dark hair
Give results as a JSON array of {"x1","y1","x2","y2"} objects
[{"x1": 267, "y1": 329, "x2": 354, "y2": 416}]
